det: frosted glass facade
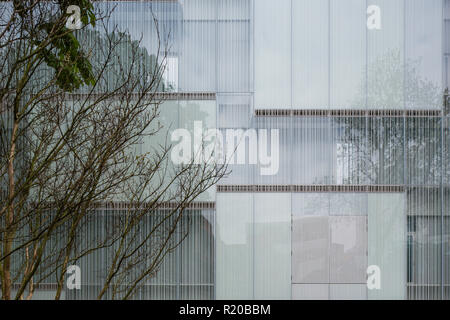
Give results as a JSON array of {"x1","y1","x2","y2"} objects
[
  {"x1": 216, "y1": 193, "x2": 253, "y2": 299},
  {"x1": 28, "y1": 0, "x2": 449, "y2": 300},
  {"x1": 216, "y1": 193, "x2": 291, "y2": 299},
  {"x1": 368, "y1": 193, "x2": 406, "y2": 299},
  {"x1": 66, "y1": 209, "x2": 215, "y2": 300}
]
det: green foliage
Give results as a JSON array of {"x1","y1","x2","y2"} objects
[
  {"x1": 32, "y1": 0, "x2": 97, "y2": 92},
  {"x1": 37, "y1": 27, "x2": 95, "y2": 91}
]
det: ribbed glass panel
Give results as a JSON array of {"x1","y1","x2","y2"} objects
[
  {"x1": 365, "y1": 117, "x2": 405, "y2": 185},
  {"x1": 140, "y1": 99, "x2": 217, "y2": 202},
  {"x1": 216, "y1": 193, "x2": 253, "y2": 299},
  {"x1": 292, "y1": 284, "x2": 329, "y2": 300},
  {"x1": 218, "y1": 114, "x2": 443, "y2": 187},
  {"x1": 445, "y1": 0, "x2": 450, "y2": 89},
  {"x1": 179, "y1": 99, "x2": 217, "y2": 201},
  {"x1": 86, "y1": 1, "x2": 251, "y2": 93},
  {"x1": 254, "y1": 193, "x2": 291, "y2": 299},
  {"x1": 292, "y1": 0, "x2": 329, "y2": 109},
  {"x1": 218, "y1": 0, "x2": 251, "y2": 92},
  {"x1": 252, "y1": 0, "x2": 442, "y2": 110},
  {"x1": 179, "y1": 210, "x2": 215, "y2": 299},
  {"x1": 254, "y1": 0, "x2": 291, "y2": 109},
  {"x1": 330, "y1": 0, "x2": 366, "y2": 109},
  {"x1": 179, "y1": 18, "x2": 216, "y2": 91},
  {"x1": 216, "y1": 193, "x2": 291, "y2": 299},
  {"x1": 104, "y1": 1, "x2": 181, "y2": 56},
  {"x1": 406, "y1": 118, "x2": 442, "y2": 186},
  {"x1": 405, "y1": 0, "x2": 443, "y2": 110},
  {"x1": 292, "y1": 117, "x2": 335, "y2": 185},
  {"x1": 329, "y1": 284, "x2": 367, "y2": 300},
  {"x1": 66, "y1": 209, "x2": 214, "y2": 300},
  {"x1": 445, "y1": 116, "x2": 450, "y2": 299},
  {"x1": 217, "y1": 94, "x2": 254, "y2": 185},
  {"x1": 367, "y1": 0, "x2": 404, "y2": 110},
  {"x1": 252, "y1": 116, "x2": 291, "y2": 185},
  {"x1": 5, "y1": 0, "x2": 450, "y2": 302},
  {"x1": 88, "y1": 1, "x2": 182, "y2": 93},
  {"x1": 368, "y1": 193, "x2": 406, "y2": 299},
  {"x1": 292, "y1": 194, "x2": 330, "y2": 285},
  {"x1": 292, "y1": 193, "x2": 367, "y2": 299}
]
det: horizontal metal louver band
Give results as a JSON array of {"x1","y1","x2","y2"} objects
[
  {"x1": 255, "y1": 109, "x2": 443, "y2": 117},
  {"x1": 67, "y1": 92, "x2": 216, "y2": 101},
  {"x1": 217, "y1": 185, "x2": 406, "y2": 193}
]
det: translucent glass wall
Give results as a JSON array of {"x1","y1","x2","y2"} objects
[
  {"x1": 218, "y1": 115, "x2": 442, "y2": 187},
  {"x1": 368, "y1": 193, "x2": 406, "y2": 299},
  {"x1": 49, "y1": 0, "x2": 450, "y2": 300},
  {"x1": 66, "y1": 209, "x2": 215, "y2": 300},
  {"x1": 98, "y1": 0, "x2": 251, "y2": 93},
  {"x1": 216, "y1": 193, "x2": 291, "y2": 299},
  {"x1": 217, "y1": 192, "x2": 407, "y2": 300},
  {"x1": 9, "y1": 207, "x2": 215, "y2": 300},
  {"x1": 254, "y1": 0, "x2": 443, "y2": 110},
  {"x1": 216, "y1": 0, "x2": 448, "y2": 300},
  {"x1": 217, "y1": 112, "x2": 448, "y2": 299},
  {"x1": 292, "y1": 193, "x2": 368, "y2": 300},
  {"x1": 141, "y1": 99, "x2": 217, "y2": 201}
]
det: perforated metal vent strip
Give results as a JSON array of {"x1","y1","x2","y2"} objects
[
  {"x1": 255, "y1": 109, "x2": 443, "y2": 117},
  {"x1": 216, "y1": 185, "x2": 406, "y2": 193}
]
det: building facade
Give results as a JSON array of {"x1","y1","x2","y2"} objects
[{"x1": 60, "y1": 0, "x2": 450, "y2": 300}]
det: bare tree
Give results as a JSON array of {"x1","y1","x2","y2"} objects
[{"x1": 0, "y1": 1, "x2": 227, "y2": 300}]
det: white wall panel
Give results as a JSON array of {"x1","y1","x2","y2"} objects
[
  {"x1": 330, "y1": 284, "x2": 367, "y2": 300},
  {"x1": 368, "y1": 193, "x2": 406, "y2": 299},
  {"x1": 254, "y1": 193, "x2": 291, "y2": 299},
  {"x1": 254, "y1": 0, "x2": 291, "y2": 109},
  {"x1": 216, "y1": 193, "x2": 253, "y2": 299},
  {"x1": 292, "y1": 284, "x2": 328, "y2": 300},
  {"x1": 292, "y1": 0, "x2": 329, "y2": 109}
]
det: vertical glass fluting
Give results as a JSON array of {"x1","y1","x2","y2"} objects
[
  {"x1": 66, "y1": 209, "x2": 215, "y2": 300},
  {"x1": 216, "y1": 193, "x2": 291, "y2": 299},
  {"x1": 368, "y1": 193, "x2": 406, "y2": 299},
  {"x1": 251, "y1": 0, "x2": 442, "y2": 110},
  {"x1": 18, "y1": 0, "x2": 448, "y2": 300}
]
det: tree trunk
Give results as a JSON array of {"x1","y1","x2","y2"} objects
[{"x1": 2, "y1": 119, "x2": 18, "y2": 300}]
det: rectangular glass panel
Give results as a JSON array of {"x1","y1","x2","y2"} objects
[
  {"x1": 330, "y1": 216, "x2": 367, "y2": 283},
  {"x1": 292, "y1": 0, "x2": 329, "y2": 109},
  {"x1": 292, "y1": 197, "x2": 330, "y2": 284},
  {"x1": 292, "y1": 284, "x2": 328, "y2": 300},
  {"x1": 254, "y1": 0, "x2": 291, "y2": 109},
  {"x1": 216, "y1": 193, "x2": 253, "y2": 299},
  {"x1": 405, "y1": 0, "x2": 443, "y2": 109},
  {"x1": 330, "y1": 0, "x2": 366, "y2": 109},
  {"x1": 367, "y1": 0, "x2": 404, "y2": 109},
  {"x1": 254, "y1": 194, "x2": 291, "y2": 299},
  {"x1": 368, "y1": 193, "x2": 406, "y2": 299},
  {"x1": 330, "y1": 284, "x2": 367, "y2": 300}
]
